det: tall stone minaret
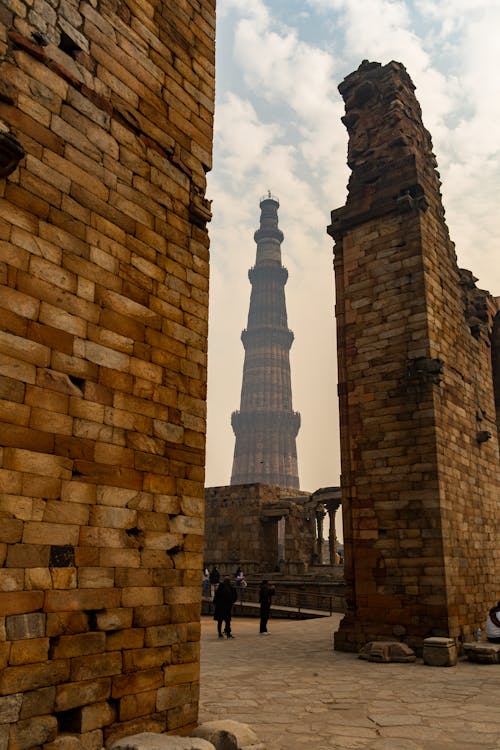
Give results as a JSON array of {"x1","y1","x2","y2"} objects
[{"x1": 230, "y1": 193, "x2": 300, "y2": 488}]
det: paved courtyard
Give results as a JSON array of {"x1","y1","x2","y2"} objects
[{"x1": 199, "y1": 614, "x2": 500, "y2": 750}]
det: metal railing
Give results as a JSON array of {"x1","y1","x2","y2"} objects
[{"x1": 204, "y1": 583, "x2": 341, "y2": 617}]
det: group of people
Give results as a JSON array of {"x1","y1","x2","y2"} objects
[{"x1": 211, "y1": 567, "x2": 275, "y2": 639}]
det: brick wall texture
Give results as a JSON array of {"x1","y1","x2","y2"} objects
[
  {"x1": 0, "y1": 0, "x2": 215, "y2": 746},
  {"x1": 328, "y1": 61, "x2": 500, "y2": 652}
]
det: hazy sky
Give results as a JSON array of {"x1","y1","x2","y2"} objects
[{"x1": 205, "y1": 0, "x2": 500, "y2": 493}]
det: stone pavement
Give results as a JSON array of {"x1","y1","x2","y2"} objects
[{"x1": 199, "y1": 615, "x2": 500, "y2": 750}]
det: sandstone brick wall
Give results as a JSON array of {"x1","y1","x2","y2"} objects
[
  {"x1": 328, "y1": 61, "x2": 500, "y2": 652},
  {"x1": 205, "y1": 484, "x2": 313, "y2": 576},
  {"x1": 0, "y1": 0, "x2": 214, "y2": 745}
]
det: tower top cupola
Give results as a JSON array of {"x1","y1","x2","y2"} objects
[{"x1": 254, "y1": 191, "x2": 284, "y2": 263}]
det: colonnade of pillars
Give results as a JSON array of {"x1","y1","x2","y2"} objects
[{"x1": 315, "y1": 500, "x2": 341, "y2": 565}]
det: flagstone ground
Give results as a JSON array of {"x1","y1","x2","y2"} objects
[{"x1": 199, "y1": 615, "x2": 500, "y2": 750}]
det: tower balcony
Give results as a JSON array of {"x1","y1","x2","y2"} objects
[
  {"x1": 253, "y1": 227, "x2": 284, "y2": 244},
  {"x1": 248, "y1": 264, "x2": 288, "y2": 284},
  {"x1": 231, "y1": 409, "x2": 301, "y2": 436},
  {"x1": 241, "y1": 326, "x2": 294, "y2": 349}
]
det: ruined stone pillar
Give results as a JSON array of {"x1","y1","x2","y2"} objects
[
  {"x1": 328, "y1": 60, "x2": 500, "y2": 652},
  {"x1": 326, "y1": 501, "x2": 340, "y2": 565}
]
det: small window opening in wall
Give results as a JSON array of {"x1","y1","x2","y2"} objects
[
  {"x1": 58, "y1": 30, "x2": 81, "y2": 58},
  {"x1": 68, "y1": 374, "x2": 85, "y2": 391}
]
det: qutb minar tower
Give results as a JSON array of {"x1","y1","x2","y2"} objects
[{"x1": 230, "y1": 193, "x2": 301, "y2": 488}]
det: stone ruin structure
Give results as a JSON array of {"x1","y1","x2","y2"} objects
[
  {"x1": 230, "y1": 195, "x2": 300, "y2": 489},
  {"x1": 204, "y1": 483, "x2": 342, "y2": 576},
  {"x1": 328, "y1": 60, "x2": 500, "y2": 652},
  {"x1": 0, "y1": 0, "x2": 215, "y2": 747}
]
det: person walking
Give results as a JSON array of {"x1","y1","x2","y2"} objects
[
  {"x1": 259, "y1": 579, "x2": 275, "y2": 635},
  {"x1": 213, "y1": 576, "x2": 237, "y2": 639}
]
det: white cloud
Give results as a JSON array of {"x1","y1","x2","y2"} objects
[{"x1": 206, "y1": 0, "x2": 500, "y2": 490}]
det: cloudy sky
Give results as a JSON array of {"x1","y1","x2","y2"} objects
[{"x1": 205, "y1": 0, "x2": 500, "y2": 493}]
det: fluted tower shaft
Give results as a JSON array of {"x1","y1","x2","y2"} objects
[{"x1": 231, "y1": 195, "x2": 300, "y2": 488}]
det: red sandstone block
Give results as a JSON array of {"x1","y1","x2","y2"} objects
[
  {"x1": 80, "y1": 527, "x2": 131, "y2": 551},
  {"x1": 0, "y1": 286, "x2": 39, "y2": 321},
  {"x1": 121, "y1": 587, "x2": 163, "y2": 608},
  {"x1": 54, "y1": 436, "x2": 95, "y2": 462},
  {"x1": 46, "y1": 611, "x2": 90, "y2": 637},
  {"x1": 90, "y1": 609, "x2": 133, "y2": 633},
  {"x1": 132, "y1": 606, "x2": 171, "y2": 628},
  {"x1": 111, "y1": 668, "x2": 163, "y2": 699},
  {"x1": 8, "y1": 714, "x2": 58, "y2": 749},
  {"x1": 22, "y1": 522, "x2": 79, "y2": 547},
  {"x1": 0, "y1": 591, "x2": 44, "y2": 616},
  {"x1": 30, "y1": 408, "x2": 73, "y2": 436},
  {"x1": 164, "y1": 661, "x2": 199, "y2": 687},
  {"x1": 119, "y1": 689, "x2": 157, "y2": 722},
  {"x1": 172, "y1": 642, "x2": 199, "y2": 665},
  {"x1": 6, "y1": 544, "x2": 50, "y2": 568},
  {"x1": 0, "y1": 660, "x2": 69, "y2": 696},
  {"x1": 24, "y1": 385, "x2": 68, "y2": 414},
  {"x1": 44, "y1": 589, "x2": 121, "y2": 612},
  {"x1": 71, "y1": 461, "x2": 143, "y2": 490},
  {"x1": 9, "y1": 638, "x2": 50, "y2": 665},
  {"x1": 54, "y1": 678, "x2": 111, "y2": 712},
  {"x1": 19, "y1": 685, "x2": 56, "y2": 719},
  {"x1": 144, "y1": 624, "x2": 185, "y2": 649},
  {"x1": 99, "y1": 549, "x2": 141, "y2": 569},
  {"x1": 71, "y1": 652, "x2": 122, "y2": 682},
  {"x1": 143, "y1": 474, "x2": 176, "y2": 494},
  {"x1": 0, "y1": 518, "x2": 23, "y2": 544},
  {"x1": 106, "y1": 628, "x2": 144, "y2": 652},
  {"x1": 156, "y1": 682, "x2": 191, "y2": 712},
  {"x1": 50, "y1": 632, "x2": 106, "y2": 659},
  {"x1": 78, "y1": 567, "x2": 115, "y2": 589}
]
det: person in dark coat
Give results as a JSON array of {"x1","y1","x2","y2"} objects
[
  {"x1": 213, "y1": 576, "x2": 238, "y2": 638},
  {"x1": 259, "y1": 579, "x2": 275, "y2": 635},
  {"x1": 209, "y1": 565, "x2": 220, "y2": 597}
]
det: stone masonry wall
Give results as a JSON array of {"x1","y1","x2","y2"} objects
[
  {"x1": 328, "y1": 61, "x2": 500, "y2": 652},
  {"x1": 0, "y1": 0, "x2": 215, "y2": 746},
  {"x1": 205, "y1": 484, "x2": 313, "y2": 576}
]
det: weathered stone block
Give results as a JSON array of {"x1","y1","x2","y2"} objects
[
  {"x1": 50, "y1": 632, "x2": 106, "y2": 659},
  {"x1": 55, "y1": 678, "x2": 111, "y2": 712},
  {"x1": 10, "y1": 637, "x2": 50, "y2": 665},
  {"x1": 5, "y1": 612, "x2": 45, "y2": 640},
  {"x1": 358, "y1": 641, "x2": 416, "y2": 663},
  {"x1": 422, "y1": 637, "x2": 457, "y2": 667},
  {"x1": 110, "y1": 734, "x2": 214, "y2": 750},
  {"x1": 111, "y1": 669, "x2": 163, "y2": 699},
  {"x1": 70, "y1": 652, "x2": 122, "y2": 682},
  {"x1": 118, "y1": 690, "x2": 157, "y2": 722},
  {"x1": 0, "y1": 660, "x2": 70, "y2": 695},
  {"x1": 8, "y1": 715, "x2": 58, "y2": 749},
  {"x1": 0, "y1": 693, "x2": 22, "y2": 724},
  {"x1": 463, "y1": 642, "x2": 500, "y2": 664},
  {"x1": 19, "y1": 686, "x2": 56, "y2": 719}
]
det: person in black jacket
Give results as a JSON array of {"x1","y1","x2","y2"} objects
[
  {"x1": 209, "y1": 565, "x2": 220, "y2": 597},
  {"x1": 213, "y1": 576, "x2": 237, "y2": 638},
  {"x1": 259, "y1": 579, "x2": 275, "y2": 635}
]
